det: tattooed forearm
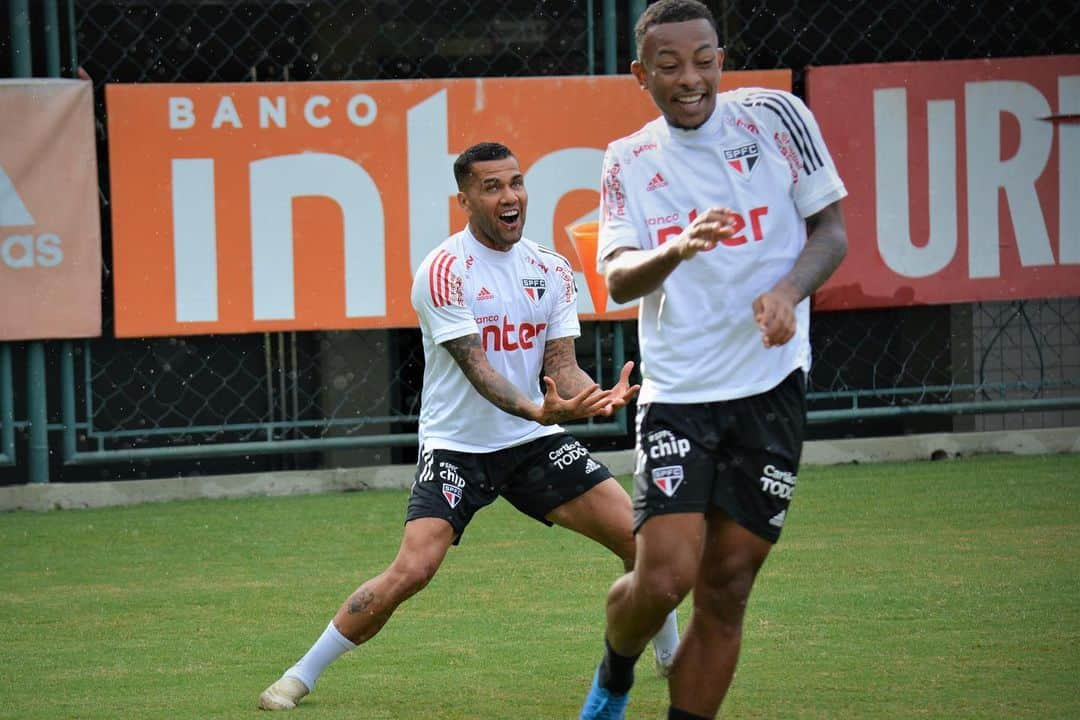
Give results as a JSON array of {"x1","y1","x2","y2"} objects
[
  {"x1": 774, "y1": 201, "x2": 848, "y2": 302},
  {"x1": 542, "y1": 338, "x2": 592, "y2": 398},
  {"x1": 442, "y1": 334, "x2": 539, "y2": 421}
]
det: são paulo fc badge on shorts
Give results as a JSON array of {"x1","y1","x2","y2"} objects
[
  {"x1": 651, "y1": 466, "x2": 684, "y2": 497},
  {"x1": 442, "y1": 483, "x2": 462, "y2": 508},
  {"x1": 724, "y1": 143, "x2": 760, "y2": 180}
]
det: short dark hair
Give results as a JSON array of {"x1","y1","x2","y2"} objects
[
  {"x1": 453, "y1": 142, "x2": 515, "y2": 190},
  {"x1": 634, "y1": 0, "x2": 718, "y2": 59}
]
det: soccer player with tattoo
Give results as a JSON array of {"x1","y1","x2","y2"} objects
[
  {"x1": 578, "y1": 1, "x2": 849, "y2": 718},
  {"x1": 258, "y1": 141, "x2": 680, "y2": 711}
]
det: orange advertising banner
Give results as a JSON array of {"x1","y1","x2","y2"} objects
[
  {"x1": 808, "y1": 55, "x2": 1080, "y2": 310},
  {"x1": 105, "y1": 71, "x2": 789, "y2": 337},
  {"x1": 0, "y1": 79, "x2": 102, "y2": 340}
]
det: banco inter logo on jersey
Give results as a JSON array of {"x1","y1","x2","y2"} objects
[
  {"x1": 652, "y1": 466, "x2": 684, "y2": 497},
  {"x1": 724, "y1": 143, "x2": 760, "y2": 180},
  {"x1": 521, "y1": 277, "x2": 546, "y2": 302}
]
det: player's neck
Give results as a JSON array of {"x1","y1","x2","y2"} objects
[{"x1": 468, "y1": 223, "x2": 517, "y2": 253}]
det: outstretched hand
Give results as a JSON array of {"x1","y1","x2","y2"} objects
[
  {"x1": 535, "y1": 377, "x2": 613, "y2": 425},
  {"x1": 598, "y1": 361, "x2": 641, "y2": 416}
]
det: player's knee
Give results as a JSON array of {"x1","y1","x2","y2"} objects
[
  {"x1": 696, "y1": 567, "x2": 756, "y2": 628},
  {"x1": 636, "y1": 568, "x2": 693, "y2": 613},
  {"x1": 391, "y1": 555, "x2": 441, "y2": 597}
]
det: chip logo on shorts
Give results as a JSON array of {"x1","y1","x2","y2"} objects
[
  {"x1": 442, "y1": 483, "x2": 462, "y2": 508},
  {"x1": 651, "y1": 466, "x2": 684, "y2": 497}
]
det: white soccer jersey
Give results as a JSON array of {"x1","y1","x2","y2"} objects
[
  {"x1": 411, "y1": 225, "x2": 581, "y2": 453},
  {"x1": 598, "y1": 87, "x2": 848, "y2": 404}
]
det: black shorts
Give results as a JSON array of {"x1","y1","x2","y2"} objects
[
  {"x1": 632, "y1": 370, "x2": 807, "y2": 543},
  {"x1": 407, "y1": 433, "x2": 612, "y2": 544}
]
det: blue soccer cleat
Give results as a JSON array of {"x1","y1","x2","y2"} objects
[{"x1": 579, "y1": 667, "x2": 630, "y2": 720}]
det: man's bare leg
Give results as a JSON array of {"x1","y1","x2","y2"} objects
[
  {"x1": 259, "y1": 518, "x2": 455, "y2": 710},
  {"x1": 545, "y1": 478, "x2": 682, "y2": 671},
  {"x1": 667, "y1": 507, "x2": 772, "y2": 718}
]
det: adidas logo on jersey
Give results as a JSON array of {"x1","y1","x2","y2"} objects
[
  {"x1": 584, "y1": 457, "x2": 601, "y2": 474},
  {"x1": 769, "y1": 509, "x2": 787, "y2": 527},
  {"x1": 476, "y1": 286, "x2": 495, "y2": 301},
  {"x1": 645, "y1": 172, "x2": 667, "y2": 192}
]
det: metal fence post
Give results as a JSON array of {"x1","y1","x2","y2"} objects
[
  {"x1": 0, "y1": 346, "x2": 14, "y2": 465},
  {"x1": 602, "y1": 0, "x2": 617, "y2": 74},
  {"x1": 586, "y1": 0, "x2": 595, "y2": 75},
  {"x1": 8, "y1": 0, "x2": 32, "y2": 76},
  {"x1": 44, "y1": 0, "x2": 62, "y2": 77},
  {"x1": 9, "y1": 0, "x2": 52, "y2": 483},
  {"x1": 629, "y1": 0, "x2": 646, "y2": 60},
  {"x1": 61, "y1": 342, "x2": 78, "y2": 462},
  {"x1": 27, "y1": 344, "x2": 49, "y2": 483}
]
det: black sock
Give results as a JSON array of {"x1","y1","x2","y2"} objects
[
  {"x1": 597, "y1": 637, "x2": 640, "y2": 695},
  {"x1": 668, "y1": 708, "x2": 711, "y2": 720}
]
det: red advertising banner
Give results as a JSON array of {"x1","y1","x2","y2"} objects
[
  {"x1": 0, "y1": 79, "x2": 102, "y2": 340},
  {"x1": 808, "y1": 55, "x2": 1080, "y2": 310},
  {"x1": 105, "y1": 71, "x2": 790, "y2": 337}
]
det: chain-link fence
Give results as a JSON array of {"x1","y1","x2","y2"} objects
[{"x1": 1, "y1": 0, "x2": 1077, "y2": 484}]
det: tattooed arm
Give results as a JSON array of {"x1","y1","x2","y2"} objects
[
  {"x1": 442, "y1": 334, "x2": 612, "y2": 425},
  {"x1": 753, "y1": 200, "x2": 848, "y2": 348},
  {"x1": 541, "y1": 337, "x2": 596, "y2": 398},
  {"x1": 543, "y1": 337, "x2": 640, "y2": 416}
]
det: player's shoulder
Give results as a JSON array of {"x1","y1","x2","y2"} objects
[
  {"x1": 416, "y1": 231, "x2": 468, "y2": 275},
  {"x1": 605, "y1": 116, "x2": 666, "y2": 160},
  {"x1": 724, "y1": 86, "x2": 813, "y2": 124},
  {"x1": 517, "y1": 237, "x2": 573, "y2": 275}
]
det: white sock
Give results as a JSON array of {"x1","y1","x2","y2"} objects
[
  {"x1": 652, "y1": 609, "x2": 680, "y2": 663},
  {"x1": 284, "y1": 621, "x2": 356, "y2": 690}
]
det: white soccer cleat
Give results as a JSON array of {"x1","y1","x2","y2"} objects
[
  {"x1": 258, "y1": 675, "x2": 310, "y2": 711},
  {"x1": 654, "y1": 648, "x2": 674, "y2": 678}
]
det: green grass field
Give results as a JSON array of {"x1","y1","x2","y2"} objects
[{"x1": 2, "y1": 453, "x2": 1078, "y2": 719}]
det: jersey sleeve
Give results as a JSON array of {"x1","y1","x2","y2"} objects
[
  {"x1": 545, "y1": 255, "x2": 581, "y2": 341},
  {"x1": 748, "y1": 89, "x2": 847, "y2": 218},
  {"x1": 596, "y1": 145, "x2": 645, "y2": 274},
  {"x1": 777, "y1": 91, "x2": 848, "y2": 218},
  {"x1": 411, "y1": 249, "x2": 477, "y2": 344}
]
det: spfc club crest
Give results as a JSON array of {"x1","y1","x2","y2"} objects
[
  {"x1": 522, "y1": 277, "x2": 546, "y2": 302},
  {"x1": 651, "y1": 466, "x2": 684, "y2": 498},
  {"x1": 723, "y1": 143, "x2": 760, "y2": 180},
  {"x1": 442, "y1": 483, "x2": 462, "y2": 508}
]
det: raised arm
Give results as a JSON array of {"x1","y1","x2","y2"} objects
[
  {"x1": 442, "y1": 334, "x2": 614, "y2": 425},
  {"x1": 604, "y1": 207, "x2": 736, "y2": 303},
  {"x1": 753, "y1": 200, "x2": 848, "y2": 347}
]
